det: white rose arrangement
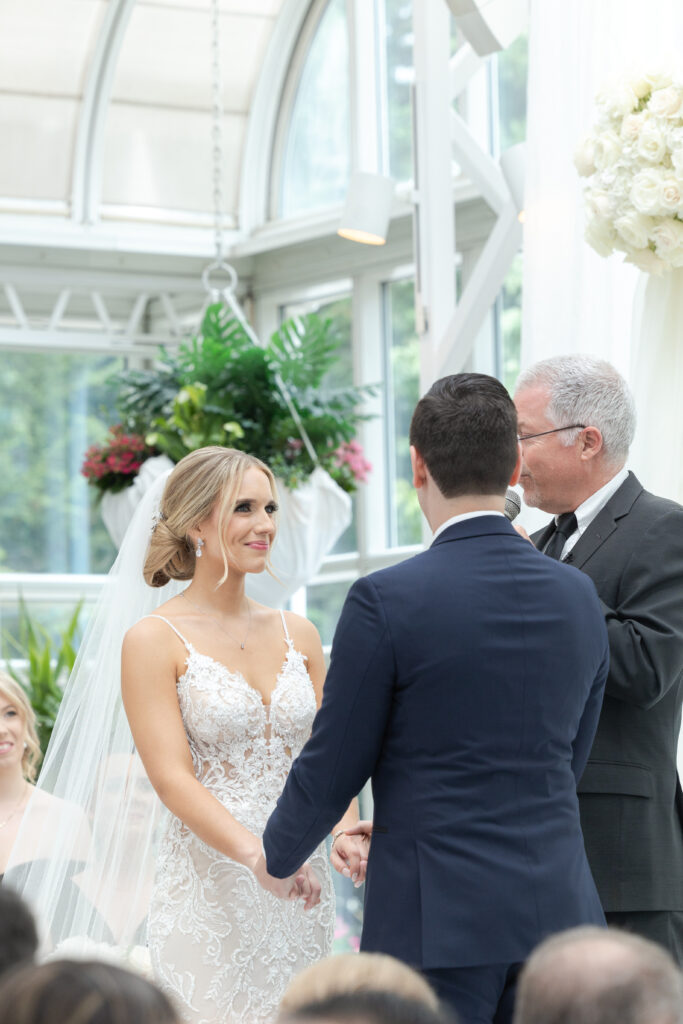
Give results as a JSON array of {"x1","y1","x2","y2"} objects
[{"x1": 576, "y1": 72, "x2": 683, "y2": 274}]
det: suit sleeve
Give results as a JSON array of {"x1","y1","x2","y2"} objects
[
  {"x1": 263, "y1": 574, "x2": 396, "y2": 878},
  {"x1": 599, "y1": 506, "x2": 683, "y2": 710},
  {"x1": 572, "y1": 586, "x2": 610, "y2": 781}
]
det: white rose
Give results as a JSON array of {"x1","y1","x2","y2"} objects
[
  {"x1": 625, "y1": 246, "x2": 669, "y2": 275},
  {"x1": 596, "y1": 82, "x2": 639, "y2": 120},
  {"x1": 620, "y1": 112, "x2": 647, "y2": 142},
  {"x1": 650, "y1": 216, "x2": 683, "y2": 257},
  {"x1": 585, "y1": 189, "x2": 613, "y2": 221},
  {"x1": 629, "y1": 75, "x2": 652, "y2": 100},
  {"x1": 671, "y1": 149, "x2": 683, "y2": 177},
  {"x1": 643, "y1": 70, "x2": 674, "y2": 92},
  {"x1": 574, "y1": 135, "x2": 597, "y2": 177},
  {"x1": 585, "y1": 213, "x2": 617, "y2": 258},
  {"x1": 637, "y1": 123, "x2": 667, "y2": 163},
  {"x1": 648, "y1": 85, "x2": 683, "y2": 118},
  {"x1": 630, "y1": 168, "x2": 665, "y2": 214},
  {"x1": 614, "y1": 212, "x2": 654, "y2": 250},
  {"x1": 594, "y1": 130, "x2": 622, "y2": 170},
  {"x1": 659, "y1": 173, "x2": 683, "y2": 212}
]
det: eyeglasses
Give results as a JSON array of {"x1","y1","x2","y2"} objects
[{"x1": 517, "y1": 424, "x2": 586, "y2": 443}]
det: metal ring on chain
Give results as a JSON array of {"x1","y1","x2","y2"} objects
[{"x1": 201, "y1": 260, "x2": 238, "y2": 300}]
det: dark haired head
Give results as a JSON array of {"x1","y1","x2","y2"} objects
[
  {"x1": 280, "y1": 990, "x2": 456, "y2": 1024},
  {"x1": 0, "y1": 958, "x2": 179, "y2": 1024},
  {"x1": 409, "y1": 373, "x2": 518, "y2": 497},
  {"x1": 0, "y1": 888, "x2": 38, "y2": 978}
]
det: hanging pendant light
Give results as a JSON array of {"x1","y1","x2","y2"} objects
[{"x1": 338, "y1": 171, "x2": 395, "y2": 246}]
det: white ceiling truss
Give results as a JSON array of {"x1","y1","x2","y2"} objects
[{"x1": 0, "y1": 266, "x2": 212, "y2": 357}]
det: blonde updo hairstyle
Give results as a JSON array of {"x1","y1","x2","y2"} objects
[
  {"x1": 144, "y1": 446, "x2": 278, "y2": 589},
  {"x1": 0, "y1": 671, "x2": 42, "y2": 783}
]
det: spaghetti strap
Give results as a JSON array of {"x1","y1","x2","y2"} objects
[
  {"x1": 144, "y1": 614, "x2": 193, "y2": 652},
  {"x1": 279, "y1": 609, "x2": 292, "y2": 645}
]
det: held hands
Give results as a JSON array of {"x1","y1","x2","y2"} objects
[
  {"x1": 330, "y1": 820, "x2": 373, "y2": 887},
  {"x1": 251, "y1": 852, "x2": 322, "y2": 911}
]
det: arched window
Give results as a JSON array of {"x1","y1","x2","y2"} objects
[{"x1": 276, "y1": 0, "x2": 350, "y2": 218}]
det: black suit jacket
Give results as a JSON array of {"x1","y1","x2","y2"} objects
[{"x1": 532, "y1": 472, "x2": 683, "y2": 911}]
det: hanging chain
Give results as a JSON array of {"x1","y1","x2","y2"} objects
[
  {"x1": 210, "y1": 0, "x2": 225, "y2": 264},
  {"x1": 203, "y1": 0, "x2": 319, "y2": 468}
]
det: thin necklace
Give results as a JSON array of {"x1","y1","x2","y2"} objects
[
  {"x1": 0, "y1": 781, "x2": 29, "y2": 830},
  {"x1": 181, "y1": 591, "x2": 253, "y2": 650}
]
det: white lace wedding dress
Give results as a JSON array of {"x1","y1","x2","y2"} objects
[{"x1": 144, "y1": 612, "x2": 335, "y2": 1024}]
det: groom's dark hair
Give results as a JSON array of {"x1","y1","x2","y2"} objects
[{"x1": 409, "y1": 372, "x2": 518, "y2": 497}]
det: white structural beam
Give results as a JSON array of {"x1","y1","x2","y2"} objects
[
  {"x1": 71, "y1": 0, "x2": 136, "y2": 225},
  {"x1": 435, "y1": 201, "x2": 522, "y2": 375},
  {"x1": 451, "y1": 111, "x2": 509, "y2": 215},
  {"x1": 449, "y1": 42, "x2": 485, "y2": 98},
  {"x1": 412, "y1": 2, "x2": 457, "y2": 392}
]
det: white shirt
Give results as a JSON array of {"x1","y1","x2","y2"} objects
[
  {"x1": 433, "y1": 509, "x2": 505, "y2": 541},
  {"x1": 551, "y1": 466, "x2": 629, "y2": 559}
]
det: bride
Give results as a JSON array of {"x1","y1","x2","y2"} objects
[{"x1": 6, "y1": 446, "x2": 359, "y2": 1024}]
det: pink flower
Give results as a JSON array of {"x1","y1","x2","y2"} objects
[{"x1": 333, "y1": 440, "x2": 372, "y2": 483}]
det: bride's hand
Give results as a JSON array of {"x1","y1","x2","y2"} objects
[
  {"x1": 294, "y1": 863, "x2": 322, "y2": 911},
  {"x1": 330, "y1": 821, "x2": 372, "y2": 886},
  {"x1": 251, "y1": 852, "x2": 302, "y2": 902},
  {"x1": 251, "y1": 853, "x2": 321, "y2": 909}
]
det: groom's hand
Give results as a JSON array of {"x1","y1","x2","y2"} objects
[{"x1": 330, "y1": 820, "x2": 372, "y2": 886}]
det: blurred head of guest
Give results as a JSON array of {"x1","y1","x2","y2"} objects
[
  {"x1": 280, "y1": 952, "x2": 440, "y2": 1015},
  {"x1": 513, "y1": 926, "x2": 683, "y2": 1024},
  {"x1": 0, "y1": 887, "x2": 38, "y2": 979},
  {"x1": 280, "y1": 990, "x2": 456, "y2": 1024},
  {"x1": 0, "y1": 671, "x2": 42, "y2": 875},
  {"x1": 0, "y1": 958, "x2": 180, "y2": 1024}
]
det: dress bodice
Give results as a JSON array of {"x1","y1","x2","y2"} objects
[{"x1": 146, "y1": 613, "x2": 317, "y2": 833}]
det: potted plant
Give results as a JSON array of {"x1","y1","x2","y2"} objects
[{"x1": 82, "y1": 303, "x2": 375, "y2": 600}]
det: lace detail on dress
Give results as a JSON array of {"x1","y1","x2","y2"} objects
[{"x1": 144, "y1": 614, "x2": 334, "y2": 1024}]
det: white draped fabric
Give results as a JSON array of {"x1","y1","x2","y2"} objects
[{"x1": 522, "y1": 0, "x2": 683, "y2": 503}]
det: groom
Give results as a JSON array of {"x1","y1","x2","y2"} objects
[{"x1": 264, "y1": 373, "x2": 609, "y2": 1024}]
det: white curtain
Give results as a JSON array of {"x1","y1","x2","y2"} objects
[{"x1": 521, "y1": 0, "x2": 683, "y2": 501}]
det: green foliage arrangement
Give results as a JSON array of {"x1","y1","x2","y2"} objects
[
  {"x1": 3, "y1": 599, "x2": 83, "y2": 756},
  {"x1": 112, "y1": 303, "x2": 374, "y2": 494}
]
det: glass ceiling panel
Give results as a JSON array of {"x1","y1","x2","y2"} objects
[
  {"x1": 0, "y1": 0, "x2": 284, "y2": 226},
  {"x1": 0, "y1": 0, "x2": 104, "y2": 95},
  {"x1": 102, "y1": 105, "x2": 243, "y2": 215},
  {"x1": 0, "y1": 95, "x2": 78, "y2": 201},
  {"x1": 112, "y1": 7, "x2": 275, "y2": 112}
]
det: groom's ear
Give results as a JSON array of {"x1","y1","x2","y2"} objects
[{"x1": 410, "y1": 445, "x2": 427, "y2": 490}]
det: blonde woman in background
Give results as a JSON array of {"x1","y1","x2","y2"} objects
[{"x1": 0, "y1": 672, "x2": 42, "y2": 880}]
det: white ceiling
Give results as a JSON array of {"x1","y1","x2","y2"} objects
[{"x1": 0, "y1": 0, "x2": 285, "y2": 225}]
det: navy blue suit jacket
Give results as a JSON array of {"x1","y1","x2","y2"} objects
[{"x1": 264, "y1": 516, "x2": 609, "y2": 968}]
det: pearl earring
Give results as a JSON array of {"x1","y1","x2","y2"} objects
[{"x1": 195, "y1": 538, "x2": 204, "y2": 558}]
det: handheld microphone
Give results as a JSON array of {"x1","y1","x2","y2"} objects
[{"x1": 504, "y1": 488, "x2": 521, "y2": 522}]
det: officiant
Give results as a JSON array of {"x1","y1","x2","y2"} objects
[{"x1": 514, "y1": 353, "x2": 683, "y2": 963}]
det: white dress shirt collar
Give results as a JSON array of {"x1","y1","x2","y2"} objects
[
  {"x1": 557, "y1": 466, "x2": 629, "y2": 557},
  {"x1": 433, "y1": 509, "x2": 505, "y2": 542}
]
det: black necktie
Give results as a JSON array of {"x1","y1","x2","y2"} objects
[{"x1": 544, "y1": 512, "x2": 577, "y2": 560}]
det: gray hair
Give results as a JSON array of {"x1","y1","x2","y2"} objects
[
  {"x1": 515, "y1": 355, "x2": 636, "y2": 466},
  {"x1": 513, "y1": 926, "x2": 683, "y2": 1024}
]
